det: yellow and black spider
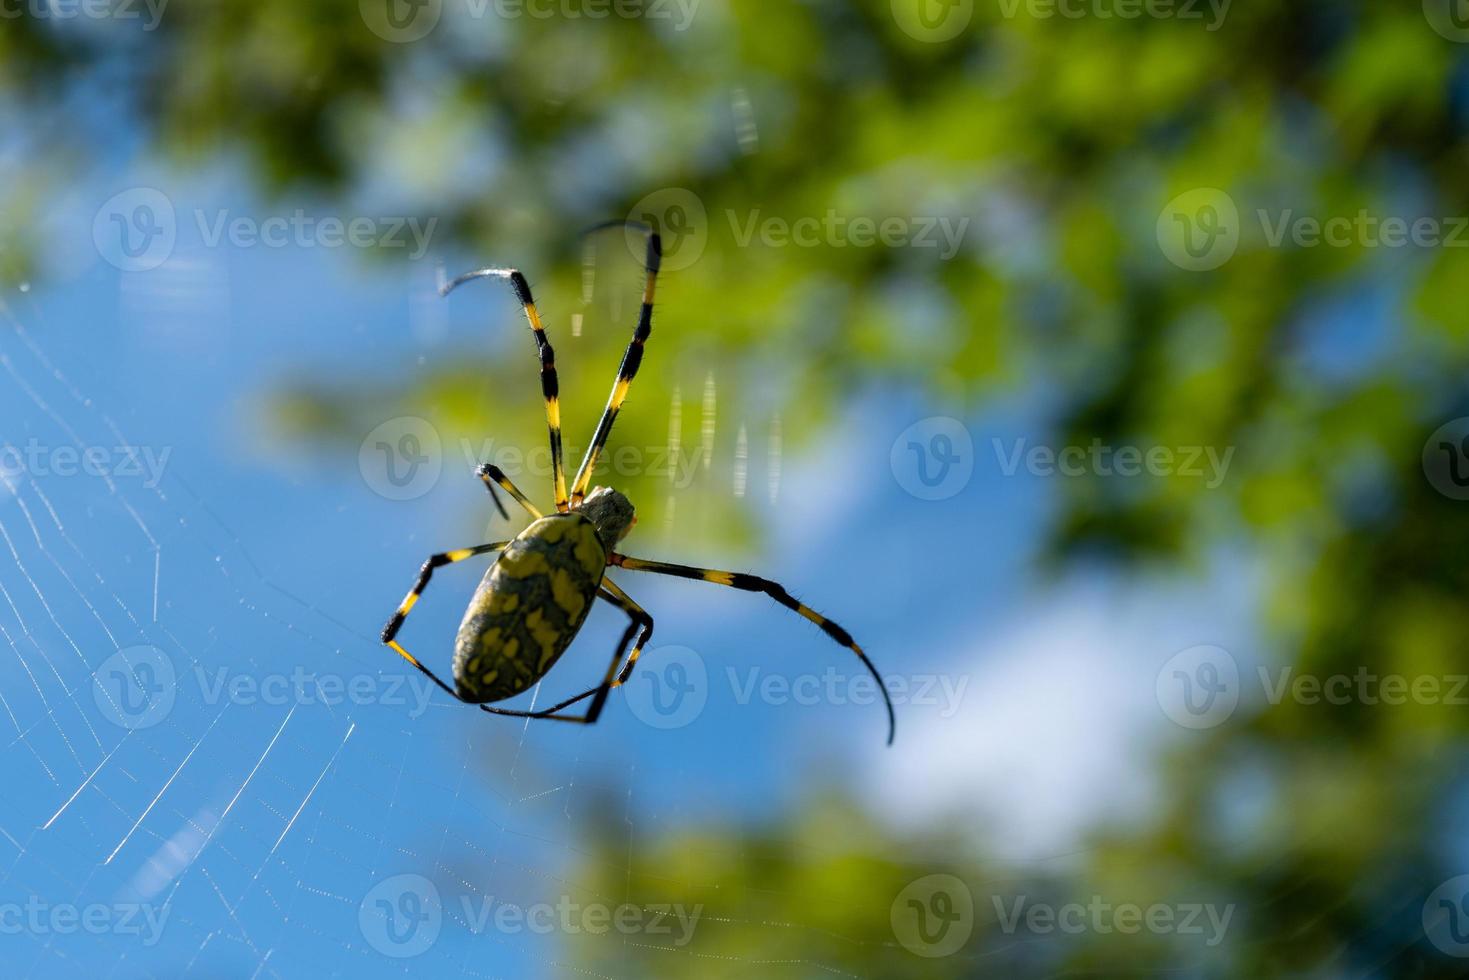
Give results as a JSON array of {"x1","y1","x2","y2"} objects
[{"x1": 380, "y1": 222, "x2": 895, "y2": 743}]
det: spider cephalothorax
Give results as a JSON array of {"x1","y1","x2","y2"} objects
[
  {"x1": 379, "y1": 221, "x2": 896, "y2": 743},
  {"x1": 576, "y1": 485, "x2": 636, "y2": 546}
]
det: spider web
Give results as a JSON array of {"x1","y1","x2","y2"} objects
[{"x1": 0, "y1": 278, "x2": 898, "y2": 979}]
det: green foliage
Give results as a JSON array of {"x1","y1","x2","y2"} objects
[{"x1": 9, "y1": 1, "x2": 1469, "y2": 972}]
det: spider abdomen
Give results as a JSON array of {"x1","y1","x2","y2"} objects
[{"x1": 452, "y1": 513, "x2": 608, "y2": 703}]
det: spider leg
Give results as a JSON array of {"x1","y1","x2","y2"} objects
[
  {"x1": 441, "y1": 267, "x2": 570, "y2": 512},
  {"x1": 381, "y1": 541, "x2": 512, "y2": 698},
  {"x1": 601, "y1": 576, "x2": 655, "y2": 688},
  {"x1": 477, "y1": 463, "x2": 542, "y2": 520},
  {"x1": 481, "y1": 474, "x2": 510, "y2": 521},
  {"x1": 568, "y1": 227, "x2": 662, "y2": 506},
  {"x1": 609, "y1": 553, "x2": 895, "y2": 744}
]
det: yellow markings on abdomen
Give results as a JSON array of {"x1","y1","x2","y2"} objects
[
  {"x1": 452, "y1": 514, "x2": 608, "y2": 703},
  {"x1": 551, "y1": 568, "x2": 587, "y2": 621},
  {"x1": 523, "y1": 607, "x2": 564, "y2": 670},
  {"x1": 499, "y1": 550, "x2": 553, "y2": 579}
]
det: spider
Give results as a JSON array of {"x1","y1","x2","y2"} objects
[{"x1": 380, "y1": 222, "x2": 895, "y2": 743}]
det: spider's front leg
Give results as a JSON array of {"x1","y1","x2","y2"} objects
[
  {"x1": 441, "y1": 267, "x2": 571, "y2": 512},
  {"x1": 477, "y1": 463, "x2": 542, "y2": 520}
]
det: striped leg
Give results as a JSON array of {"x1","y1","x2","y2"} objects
[
  {"x1": 442, "y1": 267, "x2": 569, "y2": 512},
  {"x1": 569, "y1": 229, "x2": 662, "y2": 506},
  {"x1": 480, "y1": 470, "x2": 511, "y2": 521},
  {"x1": 476, "y1": 583, "x2": 651, "y2": 724},
  {"x1": 477, "y1": 463, "x2": 542, "y2": 520},
  {"x1": 601, "y1": 576, "x2": 655, "y2": 688},
  {"x1": 381, "y1": 541, "x2": 512, "y2": 698},
  {"x1": 596, "y1": 575, "x2": 655, "y2": 690},
  {"x1": 609, "y1": 553, "x2": 896, "y2": 744}
]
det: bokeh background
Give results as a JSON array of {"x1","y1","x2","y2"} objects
[{"x1": 3, "y1": 0, "x2": 1469, "y2": 975}]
